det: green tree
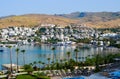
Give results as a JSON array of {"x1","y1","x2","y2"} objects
[
  {"x1": 95, "y1": 55, "x2": 100, "y2": 72},
  {"x1": 47, "y1": 58, "x2": 51, "y2": 69},
  {"x1": 8, "y1": 46, "x2": 13, "y2": 73},
  {"x1": 33, "y1": 61, "x2": 37, "y2": 67},
  {"x1": 27, "y1": 39, "x2": 31, "y2": 43},
  {"x1": 51, "y1": 47, "x2": 56, "y2": 63},
  {"x1": 29, "y1": 63, "x2": 33, "y2": 67},
  {"x1": 24, "y1": 64, "x2": 33, "y2": 74},
  {"x1": 33, "y1": 61, "x2": 38, "y2": 71},
  {"x1": 38, "y1": 61, "x2": 42, "y2": 70},
  {"x1": 63, "y1": 58, "x2": 67, "y2": 63},
  {"x1": 42, "y1": 62, "x2": 45, "y2": 68},
  {"x1": 34, "y1": 37, "x2": 41, "y2": 43},
  {"x1": 21, "y1": 50, "x2": 26, "y2": 65},
  {"x1": 39, "y1": 27, "x2": 47, "y2": 34},
  {"x1": 15, "y1": 48, "x2": 20, "y2": 72},
  {"x1": 74, "y1": 48, "x2": 79, "y2": 65},
  {"x1": 66, "y1": 51, "x2": 71, "y2": 62}
]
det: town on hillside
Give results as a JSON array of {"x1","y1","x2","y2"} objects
[{"x1": 0, "y1": 24, "x2": 120, "y2": 48}]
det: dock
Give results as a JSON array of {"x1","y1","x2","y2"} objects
[{"x1": 2, "y1": 64, "x2": 23, "y2": 71}]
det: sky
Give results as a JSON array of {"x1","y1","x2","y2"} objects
[{"x1": 0, "y1": 0, "x2": 120, "y2": 17}]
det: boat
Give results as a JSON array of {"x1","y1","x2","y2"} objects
[{"x1": 0, "y1": 50, "x2": 4, "y2": 52}]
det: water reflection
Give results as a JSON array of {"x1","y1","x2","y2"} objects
[{"x1": 0, "y1": 45, "x2": 119, "y2": 70}]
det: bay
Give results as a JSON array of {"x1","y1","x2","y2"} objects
[{"x1": 0, "y1": 45, "x2": 119, "y2": 70}]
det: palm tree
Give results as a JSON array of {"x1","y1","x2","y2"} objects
[
  {"x1": 21, "y1": 50, "x2": 26, "y2": 65},
  {"x1": 74, "y1": 48, "x2": 79, "y2": 65},
  {"x1": 63, "y1": 58, "x2": 67, "y2": 63},
  {"x1": 42, "y1": 62, "x2": 45, "y2": 68},
  {"x1": 95, "y1": 54, "x2": 100, "y2": 72},
  {"x1": 38, "y1": 61, "x2": 42, "y2": 70},
  {"x1": 29, "y1": 63, "x2": 33, "y2": 67},
  {"x1": 60, "y1": 59, "x2": 63, "y2": 64},
  {"x1": 8, "y1": 46, "x2": 12, "y2": 73},
  {"x1": 33, "y1": 61, "x2": 37, "y2": 67},
  {"x1": 15, "y1": 48, "x2": 20, "y2": 72},
  {"x1": 66, "y1": 51, "x2": 71, "y2": 62},
  {"x1": 33, "y1": 61, "x2": 37, "y2": 70},
  {"x1": 51, "y1": 47, "x2": 55, "y2": 63},
  {"x1": 47, "y1": 58, "x2": 51, "y2": 69}
]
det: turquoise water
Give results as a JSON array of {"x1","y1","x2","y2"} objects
[
  {"x1": 63, "y1": 77, "x2": 84, "y2": 79},
  {"x1": 0, "y1": 45, "x2": 119, "y2": 70}
]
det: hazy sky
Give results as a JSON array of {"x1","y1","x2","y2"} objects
[{"x1": 0, "y1": 0, "x2": 120, "y2": 16}]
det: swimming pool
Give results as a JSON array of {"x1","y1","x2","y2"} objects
[
  {"x1": 63, "y1": 77, "x2": 84, "y2": 79},
  {"x1": 109, "y1": 70, "x2": 120, "y2": 78}
]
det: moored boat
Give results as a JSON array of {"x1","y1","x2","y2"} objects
[{"x1": 0, "y1": 50, "x2": 4, "y2": 52}]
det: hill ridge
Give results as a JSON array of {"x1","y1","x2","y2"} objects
[{"x1": 0, "y1": 12, "x2": 120, "y2": 28}]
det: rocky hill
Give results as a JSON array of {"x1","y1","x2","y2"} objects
[
  {"x1": 0, "y1": 12, "x2": 120, "y2": 28},
  {"x1": 57, "y1": 12, "x2": 120, "y2": 20}
]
